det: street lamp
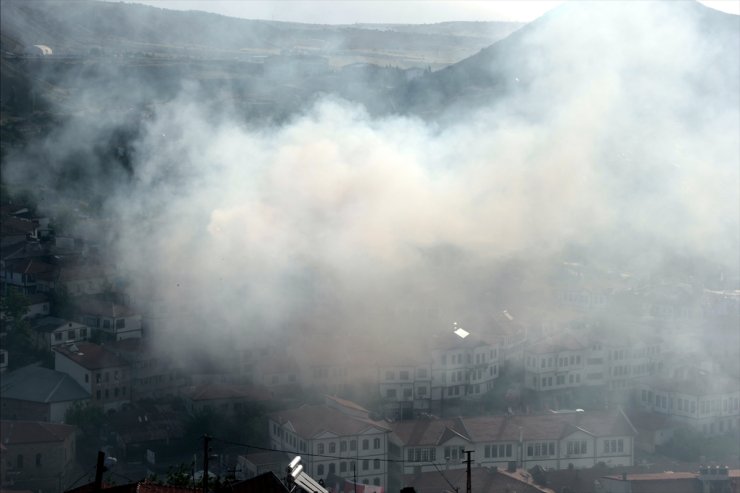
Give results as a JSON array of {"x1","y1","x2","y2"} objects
[{"x1": 286, "y1": 456, "x2": 328, "y2": 493}]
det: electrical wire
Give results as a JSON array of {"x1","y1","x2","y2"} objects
[
  {"x1": 431, "y1": 461, "x2": 460, "y2": 493},
  {"x1": 211, "y1": 435, "x2": 460, "y2": 468},
  {"x1": 64, "y1": 465, "x2": 97, "y2": 491}
]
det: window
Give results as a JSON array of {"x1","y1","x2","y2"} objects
[
  {"x1": 373, "y1": 478, "x2": 380, "y2": 486},
  {"x1": 318, "y1": 443, "x2": 325, "y2": 454},
  {"x1": 374, "y1": 438, "x2": 381, "y2": 449},
  {"x1": 35, "y1": 453, "x2": 42, "y2": 467},
  {"x1": 374, "y1": 459, "x2": 380, "y2": 470},
  {"x1": 527, "y1": 442, "x2": 554, "y2": 457},
  {"x1": 340, "y1": 441, "x2": 347, "y2": 452},
  {"x1": 116, "y1": 318, "x2": 125, "y2": 329},
  {"x1": 55, "y1": 332, "x2": 63, "y2": 341},
  {"x1": 417, "y1": 368, "x2": 428, "y2": 378},
  {"x1": 386, "y1": 389, "x2": 397, "y2": 399},
  {"x1": 329, "y1": 442, "x2": 336, "y2": 453},
  {"x1": 317, "y1": 464, "x2": 324, "y2": 475},
  {"x1": 385, "y1": 371, "x2": 395, "y2": 380},
  {"x1": 567, "y1": 440, "x2": 588, "y2": 455},
  {"x1": 67, "y1": 329, "x2": 75, "y2": 340},
  {"x1": 362, "y1": 460, "x2": 369, "y2": 470},
  {"x1": 403, "y1": 388, "x2": 412, "y2": 399},
  {"x1": 400, "y1": 370, "x2": 410, "y2": 380},
  {"x1": 362, "y1": 439, "x2": 369, "y2": 450},
  {"x1": 103, "y1": 319, "x2": 111, "y2": 329},
  {"x1": 417, "y1": 386, "x2": 427, "y2": 396},
  {"x1": 329, "y1": 463, "x2": 336, "y2": 474},
  {"x1": 340, "y1": 462, "x2": 347, "y2": 473},
  {"x1": 104, "y1": 389, "x2": 109, "y2": 399},
  {"x1": 85, "y1": 374, "x2": 89, "y2": 383},
  {"x1": 80, "y1": 328, "x2": 87, "y2": 338},
  {"x1": 96, "y1": 390, "x2": 101, "y2": 400},
  {"x1": 17, "y1": 454, "x2": 23, "y2": 469},
  {"x1": 350, "y1": 440, "x2": 357, "y2": 451}
]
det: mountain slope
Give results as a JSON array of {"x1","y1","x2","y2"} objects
[
  {"x1": 0, "y1": 0, "x2": 521, "y2": 67},
  {"x1": 398, "y1": 0, "x2": 739, "y2": 117}
]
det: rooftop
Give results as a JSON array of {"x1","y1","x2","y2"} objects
[
  {"x1": 270, "y1": 403, "x2": 390, "y2": 439},
  {"x1": 74, "y1": 295, "x2": 138, "y2": 318},
  {"x1": 0, "y1": 365, "x2": 90, "y2": 403},
  {"x1": 54, "y1": 342, "x2": 129, "y2": 370},
  {"x1": 394, "y1": 410, "x2": 636, "y2": 446},
  {"x1": 0, "y1": 420, "x2": 76, "y2": 445},
  {"x1": 187, "y1": 383, "x2": 272, "y2": 402}
]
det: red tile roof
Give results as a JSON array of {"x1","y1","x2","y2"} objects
[
  {"x1": 527, "y1": 333, "x2": 586, "y2": 355},
  {"x1": 270, "y1": 404, "x2": 391, "y2": 439},
  {"x1": 54, "y1": 342, "x2": 129, "y2": 370},
  {"x1": 0, "y1": 420, "x2": 76, "y2": 445},
  {"x1": 637, "y1": 369, "x2": 740, "y2": 396},
  {"x1": 325, "y1": 395, "x2": 369, "y2": 414},
  {"x1": 403, "y1": 467, "x2": 554, "y2": 493},
  {"x1": 187, "y1": 383, "x2": 272, "y2": 402},
  {"x1": 462, "y1": 410, "x2": 635, "y2": 442},
  {"x1": 391, "y1": 417, "x2": 469, "y2": 446},
  {"x1": 603, "y1": 472, "x2": 699, "y2": 481},
  {"x1": 74, "y1": 296, "x2": 138, "y2": 318},
  {"x1": 5, "y1": 258, "x2": 55, "y2": 275}
]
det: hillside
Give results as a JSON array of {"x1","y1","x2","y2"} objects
[
  {"x1": 397, "y1": 0, "x2": 739, "y2": 117},
  {"x1": 0, "y1": 0, "x2": 522, "y2": 68}
]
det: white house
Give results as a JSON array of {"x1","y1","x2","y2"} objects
[
  {"x1": 30, "y1": 317, "x2": 91, "y2": 351},
  {"x1": 634, "y1": 367, "x2": 740, "y2": 436},
  {"x1": 379, "y1": 329, "x2": 501, "y2": 418},
  {"x1": 523, "y1": 334, "x2": 588, "y2": 394},
  {"x1": 391, "y1": 409, "x2": 637, "y2": 475},
  {"x1": 74, "y1": 296, "x2": 142, "y2": 340},
  {"x1": 268, "y1": 395, "x2": 393, "y2": 491},
  {"x1": 54, "y1": 342, "x2": 131, "y2": 411}
]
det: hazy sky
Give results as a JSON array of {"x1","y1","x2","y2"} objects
[{"x1": 120, "y1": 0, "x2": 740, "y2": 24}]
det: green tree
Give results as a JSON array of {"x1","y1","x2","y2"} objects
[
  {"x1": 0, "y1": 289, "x2": 30, "y2": 323},
  {"x1": 50, "y1": 286, "x2": 75, "y2": 319},
  {"x1": 65, "y1": 401, "x2": 105, "y2": 435}
]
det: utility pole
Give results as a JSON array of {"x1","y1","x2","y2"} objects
[
  {"x1": 464, "y1": 450, "x2": 473, "y2": 493},
  {"x1": 202, "y1": 435, "x2": 211, "y2": 493},
  {"x1": 93, "y1": 451, "x2": 105, "y2": 493}
]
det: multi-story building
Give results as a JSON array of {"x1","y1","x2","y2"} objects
[
  {"x1": 74, "y1": 296, "x2": 143, "y2": 341},
  {"x1": 523, "y1": 334, "x2": 588, "y2": 399},
  {"x1": 378, "y1": 362, "x2": 432, "y2": 419},
  {"x1": 430, "y1": 332, "x2": 500, "y2": 403},
  {"x1": 30, "y1": 317, "x2": 91, "y2": 352},
  {"x1": 106, "y1": 338, "x2": 189, "y2": 400},
  {"x1": 54, "y1": 341, "x2": 131, "y2": 411},
  {"x1": 0, "y1": 366, "x2": 90, "y2": 422},
  {"x1": 268, "y1": 395, "x2": 394, "y2": 491},
  {"x1": 0, "y1": 420, "x2": 77, "y2": 493},
  {"x1": 523, "y1": 330, "x2": 665, "y2": 408},
  {"x1": 634, "y1": 367, "x2": 740, "y2": 436},
  {"x1": 379, "y1": 330, "x2": 501, "y2": 418},
  {"x1": 391, "y1": 409, "x2": 637, "y2": 474}
]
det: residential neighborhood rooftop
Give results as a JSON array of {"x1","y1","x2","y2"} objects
[
  {"x1": 0, "y1": 420, "x2": 76, "y2": 445},
  {"x1": 0, "y1": 365, "x2": 90, "y2": 403},
  {"x1": 54, "y1": 342, "x2": 128, "y2": 370}
]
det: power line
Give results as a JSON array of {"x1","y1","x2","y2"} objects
[
  {"x1": 211, "y1": 435, "x2": 457, "y2": 467},
  {"x1": 431, "y1": 461, "x2": 460, "y2": 493},
  {"x1": 64, "y1": 465, "x2": 97, "y2": 491}
]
